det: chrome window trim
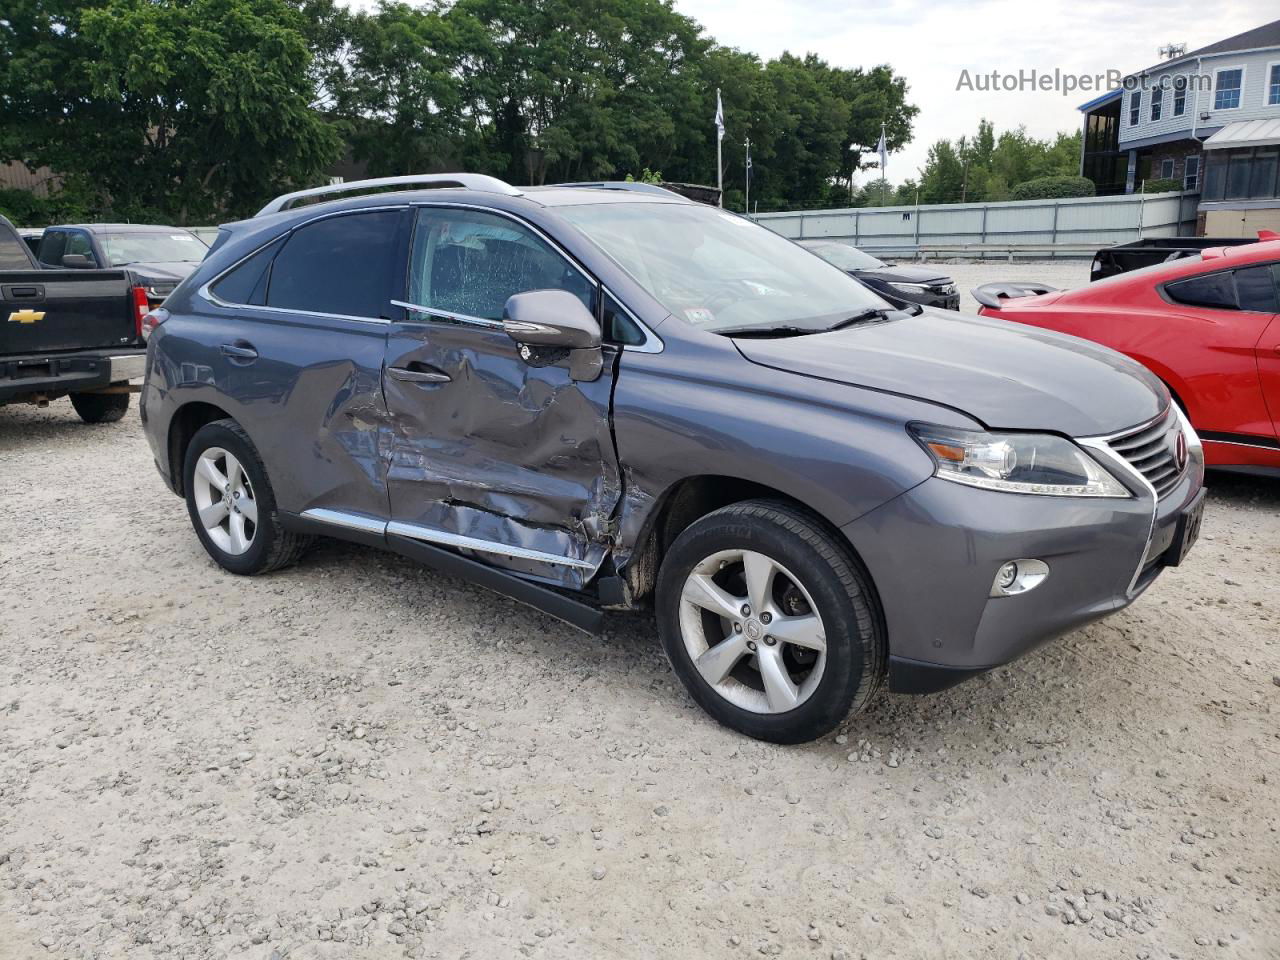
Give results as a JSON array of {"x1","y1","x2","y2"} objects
[
  {"x1": 602, "y1": 284, "x2": 664, "y2": 353},
  {"x1": 299, "y1": 509, "x2": 596, "y2": 570},
  {"x1": 389, "y1": 299, "x2": 505, "y2": 330},
  {"x1": 197, "y1": 205, "x2": 408, "y2": 323}
]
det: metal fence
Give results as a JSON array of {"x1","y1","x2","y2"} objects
[{"x1": 753, "y1": 190, "x2": 1201, "y2": 260}]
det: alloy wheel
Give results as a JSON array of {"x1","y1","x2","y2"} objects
[
  {"x1": 192, "y1": 446, "x2": 258, "y2": 556},
  {"x1": 677, "y1": 548, "x2": 827, "y2": 714}
]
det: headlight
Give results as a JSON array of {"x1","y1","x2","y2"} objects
[
  {"x1": 909, "y1": 424, "x2": 1130, "y2": 498},
  {"x1": 887, "y1": 281, "x2": 929, "y2": 293}
]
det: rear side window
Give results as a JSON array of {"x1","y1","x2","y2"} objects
[
  {"x1": 1234, "y1": 264, "x2": 1279, "y2": 313},
  {"x1": 209, "y1": 238, "x2": 285, "y2": 306},
  {"x1": 1165, "y1": 271, "x2": 1238, "y2": 310},
  {"x1": 266, "y1": 210, "x2": 401, "y2": 319}
]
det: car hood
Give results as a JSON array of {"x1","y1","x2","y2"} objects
[
  {"x1": 856, "y1": 264, "x2": 952, "y2": 285},
  {"x1": 122, "y1": 261, "x2": 201, "y2": 284},
  {"x1": 734, "y1": 309, "x2": 1166, "y2": 437}
]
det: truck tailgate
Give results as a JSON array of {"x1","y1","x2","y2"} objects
[{"x1": 2, "y1": 270, "x2": 136, "y2": 354}]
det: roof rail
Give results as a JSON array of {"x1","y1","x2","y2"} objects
[
  {"x1": 256, "y1": 174, "x2": 523, "y2": 217},
  {"x1": 553, "y1": 181, "x2": 689, "y2": 200}
]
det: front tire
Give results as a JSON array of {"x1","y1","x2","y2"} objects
[
  {"x1": 655, "y1": 500, "x2": 885, "y2": 744},
  {"x1": 70, "y1": 389, "x2": 130, "y2": 423},
  {"x1": 182, "y1": 419, "x2": 310, "y2": 575}
]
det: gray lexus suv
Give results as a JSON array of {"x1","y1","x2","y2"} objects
[{"x1": 139, "y1": 174, "x2": 1206, "y2": 743}]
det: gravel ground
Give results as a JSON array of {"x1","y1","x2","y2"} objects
[{"x1": 1, "y1": 263, "x2": 1278, "y2": 960}]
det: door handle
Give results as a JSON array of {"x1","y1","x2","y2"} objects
[
  {"x1": 388, "y1": 365, "x2": 451, "y2": 384},
  {"x1": 8, "y1": 286, "x2": 42, "y2": 299},
  {"x1": 220, "y1": 342, "x2": 258, "y2": 361}
]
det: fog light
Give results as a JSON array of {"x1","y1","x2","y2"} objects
[{"x1": 990, "y1": 559, "x2": 1050, "y2": 597}]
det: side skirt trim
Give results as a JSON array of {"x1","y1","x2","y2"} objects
[{"x1": 283, "y1": 509, "x2": 604, "y2": 635}]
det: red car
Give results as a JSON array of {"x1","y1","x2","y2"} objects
[{"x1": 975, "y1": 238, "x2": 1280, "y2": 477}]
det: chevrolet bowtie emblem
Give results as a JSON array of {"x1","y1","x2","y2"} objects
[{"x1": 7, "y1": 309, "x2": 45, "y2": 324}]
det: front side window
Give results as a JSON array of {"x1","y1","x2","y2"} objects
[
  {"x1": 1150, "y1": 86, "x2": 1163, "y2": 122},
  {"x1": 1173, "y1": 76, "x2": 1187, "y2": 115},
  {"x1": 1269, "y1": 63, "x2": 1280, "y2": 105},
  {"x1": 407, "y1": 208, "x2": 595, "y2": 323},
  {"x1": 1214, "y1": 68, "x2": 1243, "y2": 110},
  {"x1": 65, "y1": 232, "x2": 95, "y2": 262},
  {"x1": 558, "y1": 201, "x2": 890, "y2": 334},
  {"x1": 1129, "y1": 91, "x2": 1141, "y2": 125},
  {"x1": 266, "y1": 209, "x2": 402, "y2": 318}
]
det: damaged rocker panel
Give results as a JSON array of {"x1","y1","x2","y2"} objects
[{"x1": 299, "y1": 508, "x2": 596, "y2": 569}]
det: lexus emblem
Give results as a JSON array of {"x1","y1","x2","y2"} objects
[{"x1": 1175, "y1": 430, "x2": 1188, "y2": 472}]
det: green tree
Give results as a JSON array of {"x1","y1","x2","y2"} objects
[{"x1": 0, "y1": 0, "x2": 340, "y2": 223}]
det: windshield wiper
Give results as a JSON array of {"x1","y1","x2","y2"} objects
[
  {"x1": 711, "y1": 325, "x2": 815, "y2": 338},
  {"x1": 822, "y1": 302, "x2": 923, "y2": 332}
]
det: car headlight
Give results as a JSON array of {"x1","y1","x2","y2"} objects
[
  {"x1": 887, "y1": 281, "x2": 929, "y2": 293},
  {"x1": 909, "y1": 424, "x2": 1130, "y2": 497}
]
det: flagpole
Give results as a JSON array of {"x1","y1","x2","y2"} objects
[
  {"x1": 744, "y1": 136, "x2": 751, "y2": 214},
  {"x1": 880, "y1": 121, "x2": 887, "y2": 207},
  {"x1": 717, "y1": 90, "x2": 725, "y2": 207}
]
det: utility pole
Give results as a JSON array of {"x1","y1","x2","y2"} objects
[{"x1": 743, "y1": 137, "x2": 752, "y2": 214}]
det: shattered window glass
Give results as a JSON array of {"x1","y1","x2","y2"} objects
[{"x1": 409, "y1": 209, "x2": 595, "y2": 323}]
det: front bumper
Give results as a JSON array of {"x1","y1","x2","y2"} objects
[
  {"x1": 0, "y1": 349, "x2": 146, "y2": 403},
  {"x1": 843, "y1": 436, "x2": 1205, "y2": 693}
]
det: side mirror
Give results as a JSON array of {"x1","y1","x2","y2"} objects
[
  {"x1": 503, "y1": 289, "x2": 604, "y2": 381},
  {"x1": 61, "y1": 254, "x2": 95, "y2": 269}
]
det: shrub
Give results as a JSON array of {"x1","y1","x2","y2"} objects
[
  {"x1": 1009, "y1": 175, "x2": 1096, "y2": 201},
  {"x1": 1142, "y1": 177, "x2": 1182, "y2": 193}
]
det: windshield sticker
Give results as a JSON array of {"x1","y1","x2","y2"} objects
[{"x1": 683, "y1": 307, "x2": 716, "y2": 325}]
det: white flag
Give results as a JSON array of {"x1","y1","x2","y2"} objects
[
  {"x1": 876, "y1": 129, "x2": 888, "y2": 176},
  {"x1": 715, "y1": 89, "x2": 725, "y2": 142}
]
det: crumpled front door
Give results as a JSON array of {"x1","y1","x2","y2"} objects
[{"x1": 382, "y1": 205, "x2": 621, "y2": 589}]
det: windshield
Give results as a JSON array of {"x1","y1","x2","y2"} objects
[
  {"x1": 100, "y1": 232, "x2": 207, "y2": 265},
  {"x1": 800, "y1": 240, "x2": 886, "y2": 271},
  {"x1": 558, "y1": 202, "x2": 890, "y2": 333}
]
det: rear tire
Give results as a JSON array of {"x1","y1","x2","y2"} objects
[
  {"x1": 655, "y1": 499, "x2": 885, "y2": 744},
  {"x1": 70, "y1": 389, "x2": 130, "y2": 423},
  {"x1": 182, "y1": 419, "x2": 311, "y2": 575}
]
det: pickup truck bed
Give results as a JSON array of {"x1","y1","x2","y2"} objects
[{"x1": 1, "y1": 215, "x2": 147, "y2": 422}]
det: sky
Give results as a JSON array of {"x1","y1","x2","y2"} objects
[{"x1": 340, "y1": 0, "x2": 1275, "y2": 186}]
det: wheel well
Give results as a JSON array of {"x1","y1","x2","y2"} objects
[
  {"x1": 167, "y1": 402, "x2": 233, "y2": 495},
  {"x1": 623, "y1": 476, "x2": 833, "y2": 602}
]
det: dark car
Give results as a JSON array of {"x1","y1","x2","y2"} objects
[
  {"x1": 1, "y1": 215, "x2": 148, "y2": 422},
  {"x1": 798, "y1": 239, "x2": 960, "y2": 310},
  {"x1": 37, "y1": 223, "x2": 208, "y2": 308},
  {"x1": 140, "y1": 174, "x2": 1204, "y2": 744}
]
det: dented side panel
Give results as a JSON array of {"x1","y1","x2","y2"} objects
[
  {"x1": 383, "y1": 321, "x2": 620, "y2": 588},
  {"x1": 148, "y1": 309, "x2": 392, "y2": 520}
]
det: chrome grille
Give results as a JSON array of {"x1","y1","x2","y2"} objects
[{"x1": 1108, "y1": 407, "x2": 1184, "y2": 499}]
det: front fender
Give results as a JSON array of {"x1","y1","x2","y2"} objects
[{"x1": 610, "y1": 347, "x2": 976, "y2": 569}]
